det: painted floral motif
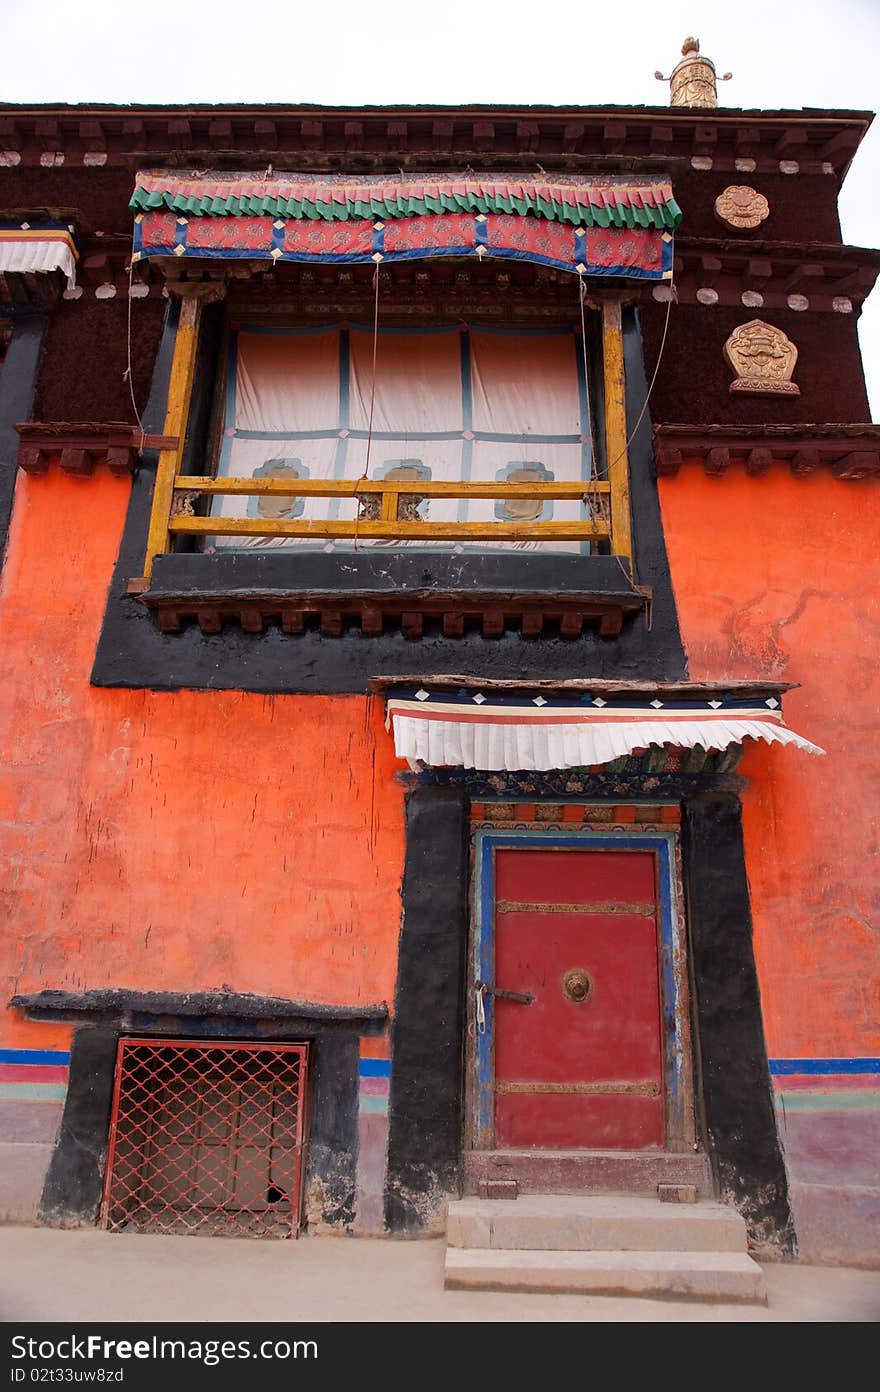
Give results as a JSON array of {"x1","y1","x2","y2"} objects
[
  {"x1": 186, "y1": 217, "x2": 269, "y2": 251},
  {"x1": 138, "y1": 210, "x2": 672, "y2": 278},
  {"x1": 383, "y1": 214, "x2": 474, "y2": 252}
]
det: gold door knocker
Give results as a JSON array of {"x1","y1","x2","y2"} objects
[{"x1": 562, "y1": 968, "x2": 592, "y2": 1003}]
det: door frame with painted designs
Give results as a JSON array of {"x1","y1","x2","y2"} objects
[{"x1": 467, "y1": 821, "x2": 697, "y2": 1153}]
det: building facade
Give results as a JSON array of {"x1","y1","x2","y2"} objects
[{"x1": 0, "y1": 82, "x2": 878, "y2": 1270}]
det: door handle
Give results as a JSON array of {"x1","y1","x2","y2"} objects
[{"x1": 476, "y1": 980, "x2": 534, "y2": 1005}]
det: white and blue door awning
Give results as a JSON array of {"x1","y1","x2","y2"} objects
[{"x1": 381, "y1": 680, "x2": 824, "y2": 771}]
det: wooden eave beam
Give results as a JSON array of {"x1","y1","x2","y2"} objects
[
  {"x1": 16, "y1": 421, "x2": 178, "y2": 475},
  {"x1": 0, "y1": 105, "x2": 870, "y2": 175},
  {"x1": 133, "y1": 586, "x2": 646, "y2": 640},
  {"x1": 653, "y1": 424, "x2": 880, "y2": 479},
  {"x1": 670, "y1": 239, "x2": 880, "y2": 306}
]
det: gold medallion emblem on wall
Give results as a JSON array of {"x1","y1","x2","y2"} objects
[
  {"x1": 724, "y1": 321, "x2": 800, "y2": 396},
  {"x1": 714, "y1": 186, "x2": 770, "y2": 232}
]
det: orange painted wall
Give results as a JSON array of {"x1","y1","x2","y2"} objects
[
  {"x1": 659, "y1": 469, "x2": 880, "y2": 1057},
  {"x1": 0, "y1": 470, "x2": 407, "y2": 1052}
]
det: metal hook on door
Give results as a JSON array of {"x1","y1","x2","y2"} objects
[{"x1": 476, "y1": 980, "x2": 535, "y2": 1005}]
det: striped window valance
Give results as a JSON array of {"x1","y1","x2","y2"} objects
[{"x1": 131, "y1": 171, "x2": 679, "y2": 280}]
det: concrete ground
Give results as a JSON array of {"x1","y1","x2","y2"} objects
[{"x1": 1, "y1": 1226, "x2": 879, "y2": 1322}]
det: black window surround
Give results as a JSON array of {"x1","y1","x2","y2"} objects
[{"x1": 92, "y1": 299, "x2": 687, "y2": 694}]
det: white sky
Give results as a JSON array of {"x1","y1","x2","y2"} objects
[{"x1": 2, "y1": 0, "x2": 878, "y2": 415}]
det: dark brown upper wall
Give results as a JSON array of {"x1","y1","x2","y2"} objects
[
  {"x1": 0, "y1": 103, "x2": 872, "y2": 426},
  {"x1": 673, "y1": 170, "x2": 842, "y2": 244},
  {"x1": 0, "y1": 165, "x2": 165, "y2": 422},
  {"x1": 642, "y1": 303, "x2": 871, "y2": 425},
  {"x1": 33, "y1": 296, "x2": 165, "y2": 424},
  {"x1": 0, "y1": 166, "x2": 134, "y2": 235}
]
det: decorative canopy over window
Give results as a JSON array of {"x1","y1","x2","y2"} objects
[
  {"x1": 0, "y1": 221, "x2": 78, "y2": 289},
  {"x1": 131, "y1": 172, "x2": 679, "y2": 279},
  {"x1": 384, "y1": 683, "x2": 823, "y2": 771}
]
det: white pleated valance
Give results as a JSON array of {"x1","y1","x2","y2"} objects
[
  {"x1": 0, "y1": 224, "x2": 78, "y2": 288},
  {"x1": 386, "y1": 686, "x2": 823, "y2": 771}
]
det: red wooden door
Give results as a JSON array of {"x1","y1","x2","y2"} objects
[{"x1": 493, "y1": 848, "x2": 664, "y2": 1149}]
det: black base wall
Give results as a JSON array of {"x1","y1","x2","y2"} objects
[
  {"x1": 383, "y1": 780, "x2": 795, "y2": 1250},
  {"x1": 39, "y1": 1027, "x2": 117, "y2": 1226},
  {"x1": 0, "y1": 313, "x2": 46, "y2": 571},
  {"x1": 385, "y1": 786, "x2": 469, "y2": 1233},
  {"x1": 37, "y1": 1010, "x2": 361, "y2": 1234},
  {"x1": 683, "y1": 790, "x2": 796, "y2": 1255}
]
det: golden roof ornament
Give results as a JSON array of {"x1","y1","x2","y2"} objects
[{"x1": 655, "y1": 37, "x2": 732, "y2": 108}]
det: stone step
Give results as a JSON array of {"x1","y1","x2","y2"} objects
[
  {"x1": 464, "y1": 1148, "x2": 712, "y2": 1197},
  {"x1": 447, "y1": 1195, "x2": 748, "y2": 1253},
  {"x1": 444, "y1": 1248, "x2": 767, "y2": 1303}
]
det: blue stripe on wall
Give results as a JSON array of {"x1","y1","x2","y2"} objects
[
  {"x1": 0, "y1": 1049, "x2": 71, "y2": 1066},
  {"x1": 359, "y1": 1059, "x2": 391, "y2": 1078},
  {"x1": 769, "y1": 1058, "x2": 880, "y2": 1075}
]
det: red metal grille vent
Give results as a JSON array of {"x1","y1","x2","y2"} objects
[{"x1": 101, "y1": 1038, "x2": 308, "y2": 1239}]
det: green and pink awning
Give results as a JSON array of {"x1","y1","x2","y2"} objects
[{"x1": 131, "y1": 172, "x2": 680, "y2": 279}]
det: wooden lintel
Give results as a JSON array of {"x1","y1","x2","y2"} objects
[
  {"x1": 791, "y1": 448, "x2": 821, "y2": 476},
  {"x1": 60, "y1": 447, "x2": 92, "y2": 475},
  {"x1": 18, "y1": 446, "x2": 48, "y2": 475},
  {"x1": 105, "y1": 447, "x2": 134, "y2": 476},
  {"x1": 320, "y1": 610, "x2": 343, "y2": 637},
  {"x1": 699, "y1": 254, "x2": 723, "y2": 287},
  {"x1": 281, "y1": 609, "x2": 305, "y2": 634},
  {"x1": 745, "y1": 448, "x2": 773, "y2": 476},
  {"x1": 197, "y1": 608, "x2": 223, "y2": 635},
  {"x1": 401, "y1": 611, "x2": 423, "y2": 640},
  {"x1": 482, "y1": 609, "x2": 505, "y2": 639},
  {"x1": 598, "y1": 612, "x2": 623, "y2": 638},
  {"x1": 832, "y1": 450, "x2": 880, "y2": 479},
  {"x1": 704, "y1": 447, "x2": 729, "y2": 477},
  {"x1": 361, "y1": 605, "x2": 383, "y2": 636},
  {"x1": 368, "y1": 675, "x2": 797, "y2": 696},
  {"x1": 239, "y1": 607, "x2": 264, "y2": 633},
  {"x1": 136, "y1": 584, "x2": 645, "y2": 640},
  {"x1": 774, "y1": 127, "x2": 808, "y2": 156},
  {"x1": 15, "y1": 425, "x2": 179, "y2": 480},
  {"x1": 654, "y1": 427, "x2": 880, "y2": 481},
  {"x1": 783, "y1": 263, "x2": 825, "y2": 293},
  {"x1": 746, "y1": 258, "x2": 774, "y2": 286},
  {"x1": 654, "y1": 444, "x2": 683, "y2": 477}
]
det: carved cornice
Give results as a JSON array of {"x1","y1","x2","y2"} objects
[
  {"x1": 16, "y1": 421, "x2": 178, "y2": 475},
  {"x1": 664, "y1": 237, "x2": 880, "y2": 311},
  {"x1": 653, "y1": 423, "x2": 880, "y2": 479},
  {"x1": 0, "y1": 266, "x2": 64, "y2": 313},
  {"x1": 131, "y1": 584, "x2": 648, "y2": 640},
  {"x1": 0, "y1": 104, "x2": 871, "y2": 179},
  {"x1": 61, "y1": 235, "x2": 879, "y2": 318}
]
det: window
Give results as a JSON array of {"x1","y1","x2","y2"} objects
[
  {"x1": 101, "y1": 1038, "x2": 309, "y2": 1239},
  {"x1": 132, "y1": 169, "x2": 680, "y2": 633},
  {"x1": 207, "y1": 320, "x2": 600, "y2": 554}
]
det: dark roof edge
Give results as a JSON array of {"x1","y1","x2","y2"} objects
[
  {"x1": 0, "y1": 102, "x2": 874, "y2": 122},
  {"x1": 369, "y1": 676, "x2": 798, "y2": 695}
]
